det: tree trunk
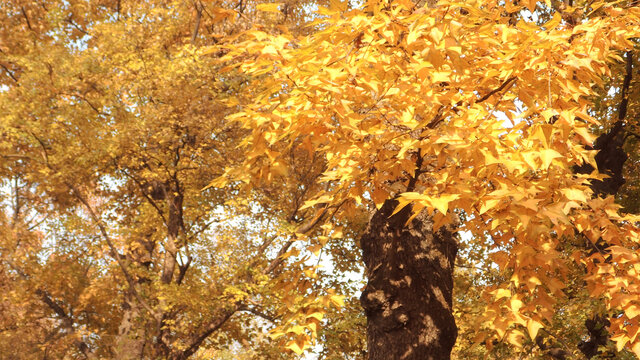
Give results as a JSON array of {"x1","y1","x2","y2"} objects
[
  {"x1": 360, "y1": 199, "x2": 458, "y2": 360},
  {"x1": 114, "y1": 291, "x2": 146, "y2": 359}
]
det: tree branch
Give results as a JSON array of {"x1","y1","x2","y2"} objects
[
  {"x1": 25, "y1": 133, "x2": 157, "y2": 321},
  {"x1": 35, "y1": 289, "x2": 92, "y2": 359},
  {"x1": 191, "y1": 1, "x2": 202, "y2": 44},
  {"x1": 477, "y1": 76, "x2": 518, "y2": 103},
  {"x1": 177, "y1": 308, "x2": 237, "y2": 360},
  {"x1": 3, "y1": 259, "x2": 92, "y2": 358},
  {"x1": 264, "y1": 205, "x2": 329, "y2": 274},
  {"x1": 66, "y1": 182, "x2": 158, "y2": 321},
  {"x1": 21, "y1": 7, "x2": 33, "y2": 32},
  {"x1": 238, "y1": 305, "x2": 278, "y2": 323},
  {"x1": 618, "y1": 51, "x2": 633, "y2": 122},
  {"x1": 0, "y1": 63, "x2": 18, "y2": 83}
]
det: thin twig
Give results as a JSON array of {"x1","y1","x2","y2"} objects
[
  {"x1": 0, "y1": 63, "x2": 18, "y2": 83},
  {"x1": 477, "y1": 76, "x2": 518, "y2": 103}
]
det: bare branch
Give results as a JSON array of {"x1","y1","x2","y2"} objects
[{"x1": 65, "y1": 18, "x2": 90, "y2": 36}]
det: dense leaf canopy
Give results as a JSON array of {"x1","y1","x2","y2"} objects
[{"x1": 2, "y1": 0, "x2": 640, "y2": 358}]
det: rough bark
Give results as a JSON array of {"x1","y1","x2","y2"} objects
[
  {"x1": 114, "y1": 292, "x2": 147, "y2": 360},
  {"x1": 114, "y1": 235, "x2": 155, "y2": 359},
  {"x1": 573, "y1": 119, "x2": 627, "y2": 197},
  {"x1": 360, "y1": 199, "x2": 458, "y2": 360}
]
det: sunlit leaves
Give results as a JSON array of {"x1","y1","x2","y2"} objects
[
  {"x1": 222, "y1": 0, "x2": 640, "y2": 355},
  {"x1": 0, "y1": 0, "x2": 357, "y2": 358}
]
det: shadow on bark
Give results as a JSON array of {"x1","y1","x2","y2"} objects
[{"x1": 360, "y1": 199, "x2": 458, "y2": 360}]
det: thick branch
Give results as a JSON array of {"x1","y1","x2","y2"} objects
[
  {"x1": 35, "y1": 289, "x2": 92, "y2": 359},
  {"x1": 4, "y1": 259, "x2": 92, "y2": 358},
  {"x1": 177, "y1": 309, "x2": 237, "y2": 360},
  {"x1": 618, "y1": 51, "x2": 633, "y2": 122}
]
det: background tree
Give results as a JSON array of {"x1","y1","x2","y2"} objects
[
  {"x1": 0, "y1": 0, "x2": 356, "y2": 358},
  {"x1": 4, "y1": 0, "x2": 640, "y2": 359}
]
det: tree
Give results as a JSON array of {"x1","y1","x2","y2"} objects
[
  {"x1": 217, "y1": 0, "x2": 640, "y2": 358},
  {"x1": 0, "y1": 0, "x2": 352, "y2": 358},
  {"x1": 4, "y1": 0, "x2": 640, "y2": 359}
]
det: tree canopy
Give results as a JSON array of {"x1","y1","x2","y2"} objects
[{"x1": 1, "y1": 0, "x2": 640, "y2": 359}]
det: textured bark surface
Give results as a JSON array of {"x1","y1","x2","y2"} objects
[
  {"x1": 573, "y1": 120, "x2": 627, "y2": 197},
  {"x1": 114, "y1": 293, "x2": 146, "y2": 360},
  {"x1": 360, "y1": 199, "x2": 458, "y2": 360}
]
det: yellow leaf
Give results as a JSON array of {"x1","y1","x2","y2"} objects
[
  {"x1": 430, "y1": 27, "x2": 443, "y2": 44},
  {"x1": 307, "y1": 321, "x2": 318, "y2": 336},
  {"x1": 329, "y1": 294, "x2": 345, "y2": 307},
  {"x1": 385, "y1": 87, "x2": 400, "y2": 96},
  {"x1": 285, "y1": 340, "x2": 305, "y2": 355},
  {"x1": 495, "y1": 288, "x2": 511, "y2": 299},
  {"x1": 256, "y1": 3, "x2": 282, "y2": 12},
  {"x1": 269, "y1": 330, "x2": 285, "y2": 340},
  {"x1": 479, "y1": 199, "x2": 500, "y2": 215},
  {"x1": 532, "y1": 124, "x2": 553, "y2": 148},
  {"x1": 524, "y1": 0, "x2": 537, "y2": 11},
  {"x1": 300, "y1": 195, "x2": 332, "y2": 210},
  {"x1": 542, "y1": 12, "x2": 561, "y2": 30},
  {"x1": 407, "y1": 28, "x2": 420, "y2": 44},
  {"x1": 372, "y1": 187, "x2": 389, "y2": 209},
  {"x1": 209, "y1": 7, "x2": 237, "y2": 22},
  {"x1": 329, "y1": 0, "x2": 348, "y2": 11},
  {"x1": 287, "y1": 325, "x2": 306, "y2": 335},
  {"x1": 506, "y1": 330, "x2": 525, "y2": 347},
  {"x1": 518, "y1": 198, "x2": 540, "y2": 211},
  {"x1": 539, "y1": 149, "x2": 562, "y2": 169},
  {"x1": 431, "y1": 71, "x2": 450, "y2": 83},
  {"x1": 429, "y1": 194, "x2": 460, "y2": 215},
  {"x1": 561, "y1": 188, "x2": 588, "y2": 203},
  {"x1": 625, "y1": 305, "x2": 640, "y2": 319},
  {"x1": 521, "y1": 152, "x2": 538, "y2": 169},
  {"x1": 527, "y1": 319, "x2": 544, "y2": 340},
  {"x1": 612, "y1": 333, "x2": 628, "y2": 352},
  {"x1": 261, "y1": 45, "x2": 279, "y2": 56},
  {"x1": 306, "y1": 312, "x2": 324, "y2": 321},
  {"x1": 575, "y1": 126, "x2": 596, "y2": 145},
  {"x1": 510, "y1": 297, "x2": 524, "y2": 312},
  {"x1": 633, "y1": 341, "x2": 640, "y2": 358},
  {"x1": 308, "y1": 244, "x2": 322, "y2": 256}
]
